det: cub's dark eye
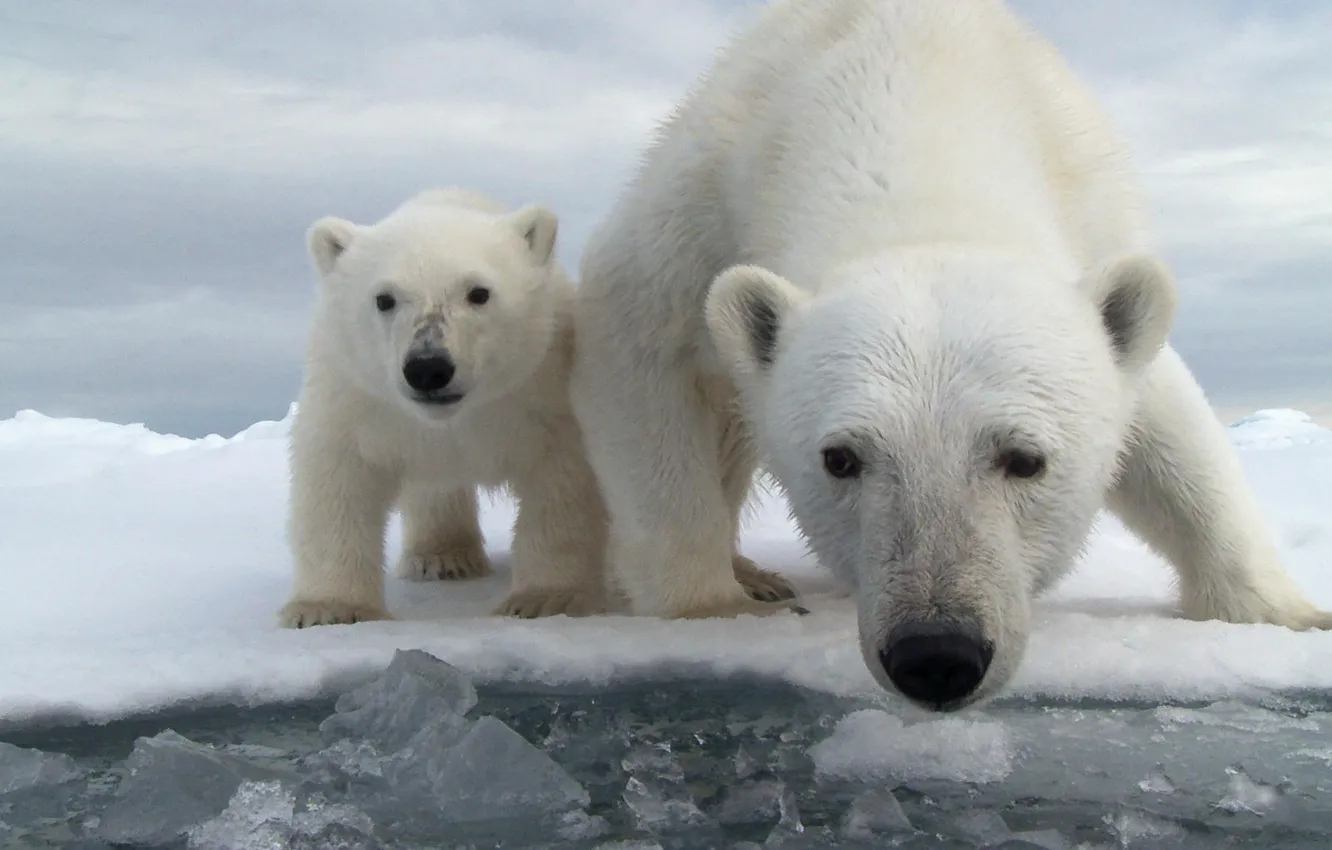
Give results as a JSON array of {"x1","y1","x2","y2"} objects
[
  {"x1": 1000, "y1": 450, "x2": 1047, "y2": 480},
  {"x1": 374, "y1": 293, "x2": 396, "y2": 313},
  {"x1": 466, "y1": 285, "x2": 491, "y2": 306},
  {"x1": 822, "y1": 446, "x2": 862, "y2": 479}
]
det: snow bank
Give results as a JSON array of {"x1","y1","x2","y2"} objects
[{"x1": 0, "y1": 404, "x2": 1329, "y2": 728}]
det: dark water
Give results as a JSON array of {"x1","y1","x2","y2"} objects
[{"x1": 2, "y1": 663, "x2": 1331, "y2": 849}]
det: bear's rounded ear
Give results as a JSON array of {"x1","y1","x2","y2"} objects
[
  {"x1": 307, "y1": 217, "x2": 359, "y2": 277},
  {"x1": 505, "y1": 204, "x2": 559, "y2": 266},
  {"x1": 705, "y1": 264, "x2": 809, "y2": 387},
  {"x1": 1090, "y1": 253, "x2": 1178, "y2": 374}
]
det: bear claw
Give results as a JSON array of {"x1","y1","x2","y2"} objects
[
  {"x1": 676, "y1": 595, "x2": 806, "y2": 620},
  {"x1": 494, "y1": 588, "x2": 606, "y2": 619},
  {"x1": 732, "y1": 554, "x2": 798, "y2": 602},
  {"x1": 277, "y1": 600, "x2": 391, "y2": 629},
  {"x1": 1182, "y1": 594, "x2": 1332, "y2": 632},
  {"x1": 397, "y1": 546, "x2": 492, "y2": 582}
]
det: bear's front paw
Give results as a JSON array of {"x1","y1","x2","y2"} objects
[
  {"x1": 397, "y1": 544, "x2": 492, "y2": 582},
  {"x1": 277, "y1": 599, "x2": 391, "y2": 629},
  {"x1": 677, "y1": 594, "x2": 808, "y2": 620},
  {"x1": 732, "y1": 554, "x2": 798, "y2": 602},
  {"x1": 494, "y1": 588, "x2": 606, "y2": 619},
  {"x1": 1298, "y1": 609, "x2": 1332, "y2": 630},
  {"x1": 1251, "y1": 604, "x2": 1332, "y2": 632},
  {"x1": 1181, "y1": 592, "x2": 1332, "y2": 632}
]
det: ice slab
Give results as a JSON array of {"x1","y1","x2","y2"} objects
[
  {"x1": 388, "y1": 714, "x2": 588, "y2": 823},
  {"x1": 0, "y1": 741, "x2": 82, "y2": 795},
  {"x1": 809, "y1": 709, "x2": 1014, "y2": 784},
  {"x1": 320, "y1": 648, "x2": 477, "y2": 751},
  {"x1": 186, "y1": 779, "x2": 378, "y2": 850},
  {"x1": 95, "y1": 730, "x2": 289, "y2": 845},
  {"x1": 840, "y1": 788, "x2": 914, "y2": 839}
]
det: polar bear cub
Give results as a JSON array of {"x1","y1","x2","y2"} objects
[
  {"x1": 278, "y1": 188, "x2": 607, "y2": 628},
  {"x1": 569, "y1": 0, "x2": 1332, "y2": 711}
]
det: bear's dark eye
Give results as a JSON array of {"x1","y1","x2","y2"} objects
[
  {"x1": 466, "y1": 285, "x2": 491, "y2": 306},
  {"x1": 822, "y1": 446, "x2": 862, "y2": 479},
  {"x1": 375, "y1": 293, "x2": 396, "y2": 313},
  {"x1": 1000, "y1": 450, "x2": 1046, "y2": 480}
]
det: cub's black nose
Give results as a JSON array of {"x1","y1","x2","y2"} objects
[
  {"x1": 879, "y1": 624, "x2": 993, "y2": 709},
  {"x1": 402, "y1": 353, "x2": 456, "y2": 393}
]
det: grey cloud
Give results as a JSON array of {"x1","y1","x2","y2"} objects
[{"x1": 2, "y1": 0, "x2": 1329, "y2": 436}]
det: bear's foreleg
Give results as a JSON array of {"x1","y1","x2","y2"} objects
[
  {"x1": 279, "y1": 412, "x2": 398, "y2": 628},
  {"x1": 1107, "y1": 345, "x2": 1332, "y2": 630},
  {"x1": 571, "y1": 347, "x2": 798, "y2": 619}
]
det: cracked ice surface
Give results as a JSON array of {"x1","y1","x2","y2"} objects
[{"x1": 2, "y1": 652, "x2": 1332, "y2": 847}]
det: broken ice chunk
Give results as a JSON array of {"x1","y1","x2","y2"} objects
[
  {"x1": 557, "y1": 809, "x2": 612, "y2": 840},
  {"x1": 840, "y1": 788, "x2": 913, "y2": 839},
  {"x1": 390, "y1": 715, "x2": 588, "y2": 823},
  {"x1": 716, "y1": 778, "x2": 785, "y2": 825},
  {"x1": 809, "y1": 710, "x2": 1013, "y2": 784},
  {"x1": 1137, "y1": 764, "x2": 1177, "y2": 794},
  {"x1": 622, "y1": 742, "x2": 684, "y2": 781},
  {"x1": 293, "y1": 791, "x2": 377, "y2": 838},
  {"x1": 764, "y1": 788, "x2": 804, "y2": 843},
  {"x1": 622, "y1": 775, "x2": 711, "y2": 832},
  {"x1": 0, "y1": 741, "x2": 83, "y2": 794},
  {"x1": 1105, "y1": 807, "x2": 1186, "y2": 845},
  {"x1": 320, "y1": 649, "x2": 477, "y2": 751},
  {"x1": 948, "y1": 810, "x2": 1011, "y2": 845},
  {"x1": 96, "y1": 730, "x2": 288, "y2": 846},
  {"x1": 1215, "y1": 764, "x2": 1283, "y2": 815},
  {"x1": 620, "y1": 743, "x2": 710, "y2": 832},
  {"x1": 187, "y1": 779, "x2": 295, "y2": 850},
  {"x1": 763, "y1": 789, "x2": 835, "y2": 847},
  {"x1": 734, "y1": 744, "x2": 761, "y2": 780},
  {"x1": 1002, "y1": 829, "x2": 1070, "y2": 850},
  {"x1": 187, "y1": 780, "x2": 378, "y2": 850},
  {"x1": 300, "y1": 738, "x2": 385, "y2": 788}
]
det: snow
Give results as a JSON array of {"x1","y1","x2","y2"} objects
[
  {"x1": 809, "y1": 710, "x2": 1015, "y2": 784},
  {"x1": 0, "y1": 405, "x2": 1330, "y2": 729}
]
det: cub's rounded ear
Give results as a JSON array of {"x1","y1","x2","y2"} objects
[
  {"x1": 505, "y1": 204, "x2": 559, "y2": 266},
  {"x1": 705, "y1": 264, "x2": 809, "y2": 387},
  {"x1": 307, "y1": 217, "x2": 359, "y2": 277},
  {"x1": 1090, "y1": 253, "x2": 1178, "y2": 374}
]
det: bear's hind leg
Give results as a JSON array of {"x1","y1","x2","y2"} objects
[
  {"x1": 1106, "y1": 345, "x2": 1332, "y2": 630},
  {"x1": 395, "y1": 485, "x2": 492, "y2": 582}
]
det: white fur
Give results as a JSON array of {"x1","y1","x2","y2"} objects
[
  {"x1": 570, "y1": 0, "x2": 1332, "y2": 708},
  {"x1": 279, "y1": 188, "x2": 608, "y2": 628}
]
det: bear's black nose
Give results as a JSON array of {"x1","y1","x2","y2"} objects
[
  {"x1": 402, "y1": 353, "x2": 456, "y2": 393},
  {"x1": 879, "y1": 624, "x2": 993, "y2": 710}
]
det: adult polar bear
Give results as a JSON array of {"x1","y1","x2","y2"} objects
[{"x1": 569, "y1": 0, "x2": 1332, "y2": 711}]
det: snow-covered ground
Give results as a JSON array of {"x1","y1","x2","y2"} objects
[{"x1": 1, "y1": 405, "x2": 1330, "y2": 729}]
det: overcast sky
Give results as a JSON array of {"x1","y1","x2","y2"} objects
[{"x1": 3, "y1": 1, "x2": 1329, "y2": 437}]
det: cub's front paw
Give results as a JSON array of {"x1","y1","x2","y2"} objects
[
  {"x1": 494, "y1": 588, "x2": 606, "y2": 619},
  {"x1": 732, "y1": 554, "x2": 798, "y2": 602},
  {"x1": 397, "y1": 543, "x2": 492, "y2": 582},
  {"x1": 277, "y1": 599, "x2": 391, "y2": 629}
]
